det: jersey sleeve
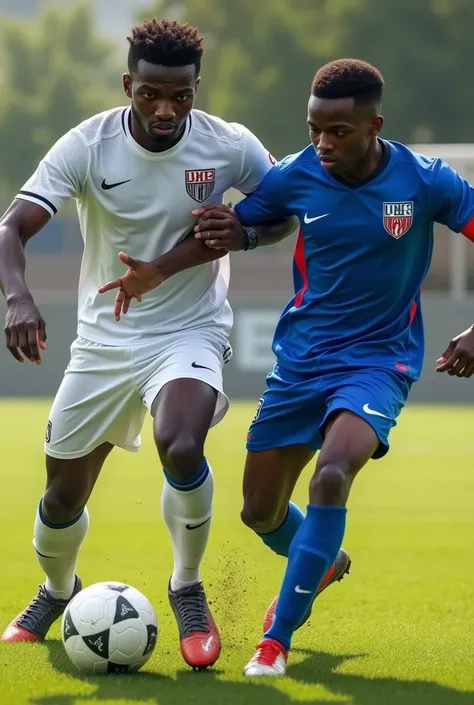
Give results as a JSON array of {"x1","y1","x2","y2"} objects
[
  {"x1": 234, "y1": 164, "x2": 289, "y2": 225},
  {"x1": 431, "y1": 159, "x2": 474, "y2": 238},
  {"x1": 15, "y1": 130, "x2": 89, "y2": 217},
  {"x1": 233, "y1": 125, "x2": 275, "y2": 195}
]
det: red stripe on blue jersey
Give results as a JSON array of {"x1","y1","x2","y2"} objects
[
  {"x1": 294, "y1": 228, "x2": 308, "y2": 308},
  {"x1": 409, "y1": 300, "x2": 417, "y2": 325},
  {"x1": 461, "y1": 216, "x2": 474, "y2": 241}
]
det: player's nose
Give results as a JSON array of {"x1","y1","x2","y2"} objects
[
  {"x1": 317, "y1": 132, "x2": 334, "y2": 152},
  {"x1": 154, "y1": 101, "x2": 176, "y2": 120}
]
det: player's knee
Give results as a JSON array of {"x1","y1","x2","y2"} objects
[
  {"x1": 240, "y1": 503, "x2": 284, "y2": 534},
  {"x1": 310, "y1": 463, "x2": 350, "y2": 505},
  {"x1": 155, "y1": 430, "x2": 204, "y2": 481},
  {"x1": 42, "y1": 487, "x2": 86, "y2": 524}
]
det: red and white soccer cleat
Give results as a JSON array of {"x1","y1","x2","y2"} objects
[
  {"x1": 1, "y1": 577, "x2": 82, "y2": 643},
  {"x1": 168, "y1": 580, "x2": 221, "y2": 670},
  {"x1": 263, "y1": 548, "x2": 351, "y2": 633},
  {"x1": 243, "y1": 638, "x2": 288, "y2": 677}
]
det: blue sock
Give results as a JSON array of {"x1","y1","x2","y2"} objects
[
  {"x1": 266, "y1": 504, "x2": 347, "y2": 651},
  {"x1": 164, "y1": 458, "x2": 209, "y2": 491},
  {"x1": 258, "y1": 502, "x2": 305, "y2": 557}
]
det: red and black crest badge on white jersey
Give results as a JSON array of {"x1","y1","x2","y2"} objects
[
  {"x1": 383, "y1": 201, "x2": 413, "y2": 239},
  {"x1": 185, "y1": 169, "x2": 215, "y2": 203}
]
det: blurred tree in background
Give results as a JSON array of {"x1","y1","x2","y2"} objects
[
  {"x1": 143, "y1": 0, "x2": 474, "y2": 156},
  {"x1": 1, "y1": 0, "x2": 474, "y2": 204},
  {"x1": 0, "y1": 2, "x2": 122, "y2": 203}
]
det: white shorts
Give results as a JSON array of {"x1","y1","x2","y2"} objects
[{"x1": 44, "y1": 332, "x2": 232, "y2": 459}]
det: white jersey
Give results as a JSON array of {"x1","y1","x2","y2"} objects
[{"x1": 17, "y1": 107, "x2": 273, "y2": 345}]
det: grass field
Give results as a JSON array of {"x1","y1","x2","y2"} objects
[{"x1": 1, "y1": 400, "x2": 474, "y2": 705}]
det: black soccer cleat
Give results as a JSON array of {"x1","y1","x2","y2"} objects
[
  {"x1": 168, "y1": 580, "x2": 221, "y2": 669},
  {"x1": 1, "y1": 576, "x2": 82, "y2": 643}
]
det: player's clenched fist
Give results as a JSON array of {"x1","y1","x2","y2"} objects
[
  {"x1": 98, "y1": 252, "x2": 165, "y2": 321},
  {"x1": 436, "y1": 326, "x2": 474, "y2": 377},
  {"x1": 4, "y1": 296, "x2": 47, "y2": 364},
  {"x1": 193, "y1": 204, "x2": 247, "y2": 251}
]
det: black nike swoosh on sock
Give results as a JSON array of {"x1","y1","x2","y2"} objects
[
  {"x1": 35, "y1": 548, "x2": 56, "y2": 559},
  {"x1": 185, "y1": 517, "x2": 211, "y2": 531}
]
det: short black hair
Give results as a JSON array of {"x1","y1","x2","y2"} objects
[
  {"x1": 127, "y1": 18, "x2": 204, "y2": 75},
  {"x1": 311, "y1": 59, "x2": 384, "y2": 106}
]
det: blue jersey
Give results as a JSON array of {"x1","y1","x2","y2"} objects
[{"x1": 235, "y1": 140, "x2": 474, "y2": 380}]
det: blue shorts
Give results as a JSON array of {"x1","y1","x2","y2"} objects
[{"x1": 246, "y1": 364, "x2": 412, "y2": 459}]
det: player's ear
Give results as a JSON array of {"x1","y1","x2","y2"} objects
[
  {"x1": 370, "y1": 115, "x2": 383, "y2": 136},
  {"x1": 195, "y1": 76, "x2": 201, "y2": 95},
  {"x1": 123, "y1": 73, "x2": 132, "y2": 99}
]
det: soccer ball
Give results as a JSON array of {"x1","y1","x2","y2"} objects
[{"x1": 61, "y1": 582, "x2": 158, "y2": 674}]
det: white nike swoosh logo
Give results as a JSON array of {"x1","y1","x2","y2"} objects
[
  {"x1": 362, "y1": 403, "x2": 392, "y2": 419},
  {"x1": 304, "y1": 213, "x2": 329, "y2": 224},
  {"x1": 202, "y1": 637, "x2": 214, "y2": 652},
  {"x1": 295, "y1": 585, "x2": 312, "y2": 594}
]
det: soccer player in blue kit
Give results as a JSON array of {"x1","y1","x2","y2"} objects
[{"x1": 193, "y1": 58, "x2": 474, "y2": 676}]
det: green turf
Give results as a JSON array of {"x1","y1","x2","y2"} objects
[{"x1": 1, "y1": 400, "x2": 474, "y2": 705}]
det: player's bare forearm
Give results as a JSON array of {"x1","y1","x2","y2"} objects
[
  {"x1": 0, "y1": 200, "x2": 50, "y2": 301},
  {"x1": 0, "y1": 200, "x2": 49, "y2": 363},
  {"x1": 151, "y1": 232, "x2": 227, "y2": 279},
  {"x1": 193, "y1": 204, "x2": 298, "y2": 251},
  {"x1": 253, "y1": 216, "x2": 299, "y2": 247},
  {"x1": 0, "y1": 218, "x2": 29, "y2": 301}
]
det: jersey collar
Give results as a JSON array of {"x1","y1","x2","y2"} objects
[
  {"x1": 327, "y1": 139, "x2": 391, "y2": 189},
  {"x1": 122, "y1": 107, "x2": 192, "y2": 160}
]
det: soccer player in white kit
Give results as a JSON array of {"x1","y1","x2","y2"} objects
[{"x1": 0, "y1": 18, "x2": 295, "y2": 669}]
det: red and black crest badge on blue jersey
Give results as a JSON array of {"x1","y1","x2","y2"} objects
[
  {"x1": 383, "y1": 201, "x2": 414, "y2": 239},
  {"x1": 185, "y1": 169, "x2": 215, "y2": 203}
]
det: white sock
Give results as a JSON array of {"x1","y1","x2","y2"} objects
[
  {"x1": 162, "y1": 463, "x2": 214, "y2": 592},
  {"x1": 33, "y1": 500, "x2": 90, "y2": 600}
]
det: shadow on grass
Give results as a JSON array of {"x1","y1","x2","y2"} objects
[
  {"x1": 28, "y1": 640, "x2": 474, "y2": 705},
  {"x1": 289, "y1": 648, "x2": 474, "y2": 705}
]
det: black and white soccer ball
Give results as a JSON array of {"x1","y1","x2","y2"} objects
[{"x1": 61, "y1": 581, "x2": 158, "y2": 674}]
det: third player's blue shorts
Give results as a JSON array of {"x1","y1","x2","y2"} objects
[{"x1": 246, "y1": 364, "x2": 412, "y2": 459}]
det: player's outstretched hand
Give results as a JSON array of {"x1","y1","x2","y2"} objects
[
  {"x1": 436, "y1": 326, "x2": 474, "y2": 377},
  {"x1": 4, "y1": 296, "x2": 47, "y2": 364},
  {"x1": 98, "y1": 252, "x2": 164, "y2": 321},
  {"x1": 192, "y1": 204, "x2": 246, "y2": 251}
]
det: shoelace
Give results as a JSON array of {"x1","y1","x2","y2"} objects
[
  {"x1": 253, "y1": 640, "x2": 284, "y2": 666},
  {"x1": 18, "y1": 585, "x2": 61, "y2": 632},
  {"x1": 173, "y1": 585, "x2": 210, "y2": 636}
]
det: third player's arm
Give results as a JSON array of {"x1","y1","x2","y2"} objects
[
  {"x1": 150, "y1": 229, "x2": 228, "y2": 276},
  {"x1": 99, "y1": 213, "x2": 297, "y2": 322},
  {"x1": 98, "y1": 230, "x2": 230, "y2": 320}
]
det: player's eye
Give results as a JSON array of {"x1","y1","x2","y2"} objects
[
  {"x1": 142, "y1": 93, "x2": 156, "y2": 101},
  {"x1": 175, "y1": 94, "x2": 191, "y2": 103}
]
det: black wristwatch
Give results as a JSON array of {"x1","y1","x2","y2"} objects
[{"x1": 243, "y1": 226, "x2": 259, "y2": 251}]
